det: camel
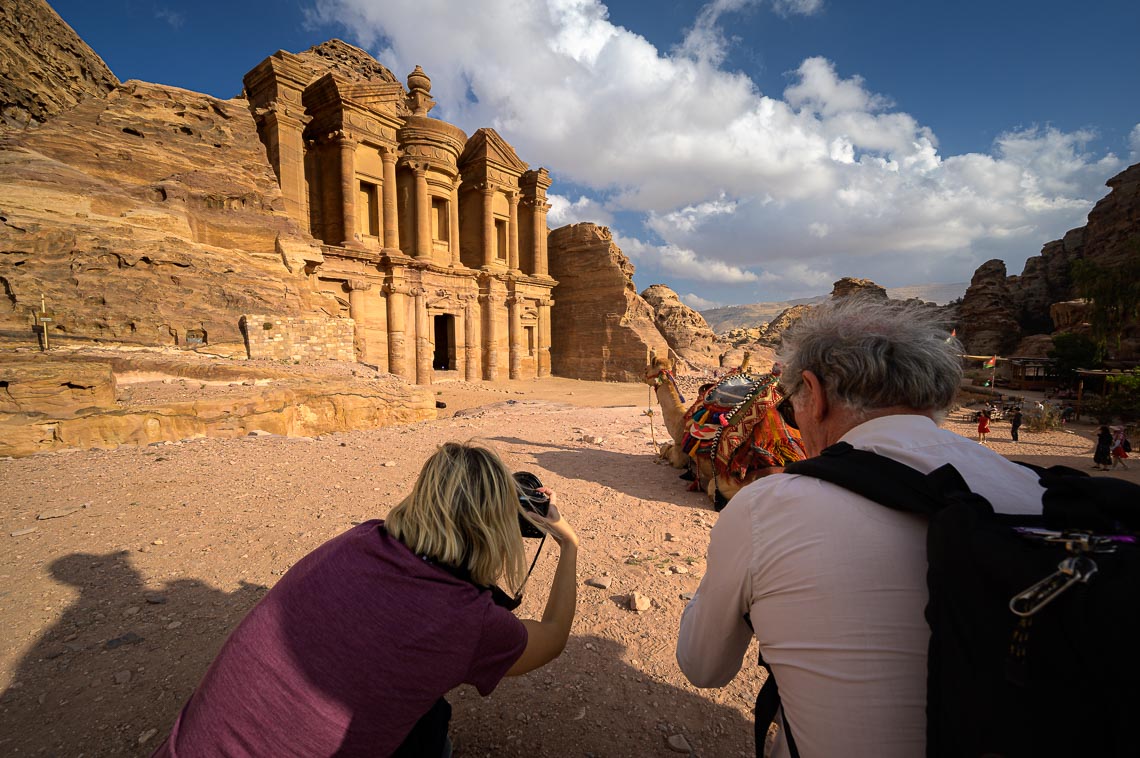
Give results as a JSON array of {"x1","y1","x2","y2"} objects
[{"x1": 644, "y1": 350, "x2": 805, "y2": 506}]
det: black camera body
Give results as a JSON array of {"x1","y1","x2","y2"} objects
[{"x1": 513, "y1": 471, "x2": 549, "y2": 539}]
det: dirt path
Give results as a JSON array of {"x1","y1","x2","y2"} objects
[{"x1": 1, "y1": 376, "x2": 1133, "y2": 757}]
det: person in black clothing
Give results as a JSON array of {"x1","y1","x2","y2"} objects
[
  {"x1": 1009, "y1": 407, "x2": 1022, "y2": 443},
  {"x1": 1093, "y1": 425, "x2": 1113, "y2": 471}
]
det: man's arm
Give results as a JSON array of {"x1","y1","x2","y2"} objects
[{"x1": 676, "y1": 496, "x2": 756, "y2": 687}]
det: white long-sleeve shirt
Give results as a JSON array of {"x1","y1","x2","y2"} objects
[{"x1": 676, "y1": 414, "x2": 1045, "y2": 758}]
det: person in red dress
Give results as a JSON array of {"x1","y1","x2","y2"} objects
[{"x1": 976, "y1": 409, "x2": 991, "y2": 444}]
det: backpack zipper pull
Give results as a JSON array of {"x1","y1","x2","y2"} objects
[{"x1": 1009, "y1": 555, "x2": 1098, "y2": 617}]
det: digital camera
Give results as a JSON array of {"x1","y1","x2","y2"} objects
[{"x1": 513, "y1": 471, "x2": 549, "y2": 539}]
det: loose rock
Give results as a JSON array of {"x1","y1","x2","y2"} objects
[
  {"x1": 113, "y1": 670, "x2": 132, "y2": 685},
  {"x1": 585, "y1": 576, "x2": 612, "y2": 589},
  {"x1": 10, "y1": 527, "x2": 38, "y2": 537},
  {"x1": 629, "y1": 592, "x2": 652, "y2": 612},
  {"x1": 36, "y1": 506, "x2": 81, "y2": 520},
  {"x1": 667, "y1": 733, "x2": 692, "y2": 753},
  {"x1": 138, "y1": 728, "x2": 158, "y2": 745}
]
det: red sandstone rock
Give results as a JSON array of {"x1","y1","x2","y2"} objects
[
  {"x1": 639, "y1": 284, "x2": 722, "y2": 371},
  {"x1": 548, "y1": 223, "x2": 668, "y2": 381}
]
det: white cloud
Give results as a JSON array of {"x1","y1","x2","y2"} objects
[
  {"x1": 771, "y1": 0, "x2": 823, "y2": 16},
  {"x1": 681, "y1": 293, "x2": 724, "y2": 310},
  {"x1": 1129, "y1": 124, "x2": 1140, "y2": 162},
  {"x1": 547, "y1": 193, "x2": 613, "y2": 228},
  {"x1": 155, "y1": 7, "x2": 185, "y2": 28},
  {"x1": 305, "y1": 0, "x2": 1126, "y2": 302}
]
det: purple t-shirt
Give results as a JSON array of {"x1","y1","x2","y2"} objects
[{"x1": 154, "y1": 521, "x2": 527, "y2": 757}]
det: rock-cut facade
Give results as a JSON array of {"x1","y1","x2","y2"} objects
[{"x1": 243, "y1": 45, "x2": 555, "y2": 384}]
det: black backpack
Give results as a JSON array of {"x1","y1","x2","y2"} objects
[{"x1": 756, "y1": 441, "x2": 1140, "y2": 758}]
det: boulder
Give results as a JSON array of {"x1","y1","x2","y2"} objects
[
  {"x1": 757, "y1": 303, "x2": 814, "y2": 347},
  {"x1": 830, "y1": 277, "x2": 887, "y2": 301},
  {"x1": 0, "y1": 0, "x2": 119, "y2": 129},
  {"x1": 639, "y1": 284, "x2": 721, "y2": 371},
  {"x1": 548, "y1": 223, "x2": 668, "y2": 381}
]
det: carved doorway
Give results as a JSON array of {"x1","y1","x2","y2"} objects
[{"x1": 433, "y1": 314, "x2": 456, "y2": 370}]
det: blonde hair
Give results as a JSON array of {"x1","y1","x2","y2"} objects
[{"x1": 386, "y1": 441, "x2": 527, "y2": 590}]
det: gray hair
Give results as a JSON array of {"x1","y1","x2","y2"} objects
[{"x1": 777, "y1": 298, "x2": 962, "y2": 418}]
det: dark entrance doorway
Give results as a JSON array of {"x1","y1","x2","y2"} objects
[{"x1": 433, "y1": 314, "x2": 455, "y2": 371}]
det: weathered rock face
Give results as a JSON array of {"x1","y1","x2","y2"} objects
[
  {"x1": 0, "y1": 359, "x2": 117, "y2": 415},
  {"x1": 1011, "y1": 334, "x2": 1056, "y2": 358},
  {"x1": 0, "y1": 79, "x2": 321, "y2": 351},
  {"x1": 548, "y1": 223, "x2": 668, "y2": 381},
  {"x1": 0, "y1": 0, "x2": 119, "y2": 130},
  {"x1": 959, "y1": 260, "x2": 1021, "y2": 355},
  {"x1": 0, "y1": 354, "x2": 436, "y2": 457},
  {"x1": 757, "y1": 304, "x2": 815, "y2": 347},
  {"x1": 639, "y1": 284, "x2": 721, "y2": 370},
  {"x1": 1050, "y1": 300, "x2": 1091, "y2": 332},
  {"x1": 960, "y1": 162, "x2": 1140, "y2": 357},
  {"x1": 831, "y1": 277, "x2": 887, "y2": 301}
]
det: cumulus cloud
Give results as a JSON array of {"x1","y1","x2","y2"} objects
[
  {"x1": 547, "y1": 193, "x2": 613, "y2": 228},
  {"x1": 305, "y1": 0, "x2": 1125, "y2": 301},
  {"x1": 681, "y1": 293, "x2": 724, "y2": 310}
]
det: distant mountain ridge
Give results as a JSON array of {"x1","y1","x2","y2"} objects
[{"x1": 700, "y1": 282, "x2": 967, "y2": 333}]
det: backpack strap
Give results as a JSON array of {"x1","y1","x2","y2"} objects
[{"x1": 783, "y1": 441, "x2": 972, "y2": 517}]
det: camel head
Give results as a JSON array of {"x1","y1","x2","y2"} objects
[{"x1": 643, "y1": 349, "x2": 676, "y2": 387}]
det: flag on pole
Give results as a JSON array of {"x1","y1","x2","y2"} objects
[
  {"x1": 945, "y1": 328, "x2": 957, "y2": 343},
  {"x1": 983, "y1": 356, "x2": 997, "y2": 369}
]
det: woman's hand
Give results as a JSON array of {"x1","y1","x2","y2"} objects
[{"x1": 528, "y1": 488, "x2": 579, "y2": 548}]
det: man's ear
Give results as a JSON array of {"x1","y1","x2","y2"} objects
[{"x1": 800, "y1": 370, "x2": 828, "y2": 422}]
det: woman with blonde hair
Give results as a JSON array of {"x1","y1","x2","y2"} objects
[{"x1": 152, "y1": 441, "x2": 578, "y2": 757}]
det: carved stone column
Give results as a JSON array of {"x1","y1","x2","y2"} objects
[
  {"x1": 449, "y1": 176, "x2": 461, "y2": 267},
  {"x1": 462, "y1": 294, "x2": 480, "y2": 381},
  {"x1": 482, "y1": 185, "x2": 495, "y2": 268},
  {"x1": 413, "y1": 287, "x2": 430, "y2": 384},
  {"x1": 413, "y1": 165, "x2": 431, "y2": 259},
  {"x1": 337, "y1": 133, "x2": 362, "y2": 248},
  {"x1": 380, "y1": 147, "x2": 400, "y2": 251},
  {"x1": 534, "y1": 201, "x2": 551, "y2": 277},
  {"x1": 481, "y1": 292, "x2": 503, "y2": 380},
  {"x1": 507, "y1": 296, "x2": 522, "y2": 380},
  {"x1": 507, "y1": 192, "x2": 520, "y2": 272},
  {"x1": 385, "y1": 282, "x2": 409, "y2": 380},
  {"x1": 537, "y1": 298, "x2": 553, "y2": 377}
]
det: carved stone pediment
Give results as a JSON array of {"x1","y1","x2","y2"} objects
[{"x1": 458, "y1": 128, "x2": 529, "y2": 176}]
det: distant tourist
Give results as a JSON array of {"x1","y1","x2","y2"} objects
[
  {"x1": 1111, "y1": 427, "x2": 1130, "y2": 470},
  {"x1": 151, "y1": 441, "x2": 579, "y2": 757},
  {"x1": 1094, "y1": 425, "x2": 1113, "y2": 471},
  {"x1": 675, "y1": 299, "x2": 1043, "y2": 757},
  {"x1": 1009, "y1": 407, "x2": 1023, "y2": 443},
  {"x1": 977, "y1": 408, "x2": 991, "y2": 444}
]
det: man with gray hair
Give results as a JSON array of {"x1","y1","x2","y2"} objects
[{"x1": 676, "y1": 298, "x2": 1044, "y2": 757}]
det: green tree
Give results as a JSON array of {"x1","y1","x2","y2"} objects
[
  {"x1": 1071, "y1": 246, "x2": 1140, "y2": 353},
  {"x1": 1048, "y1": 332, "x2": 1103, "y2": 381}
]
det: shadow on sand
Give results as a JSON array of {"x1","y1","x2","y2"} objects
[{"x1": 0, "y1": 551, "x2": 265, "y2": 756}]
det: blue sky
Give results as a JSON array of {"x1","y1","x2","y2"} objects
[{"x1": 51, "y1": 0, "x2": 1140, "y2": 308}]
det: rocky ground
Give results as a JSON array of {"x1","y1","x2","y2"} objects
[{"x1": 1, "y1": 368, "x2": 1134, "y2": 757}]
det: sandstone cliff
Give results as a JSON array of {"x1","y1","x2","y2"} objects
[
  {"x1": 0, "y1": 79, "x2": 322, "y2": 351},
  {"x1": 0, "y1": 0, "x2": 119, "y2": 129},
  {"x1": 548, "y1": 223, "x2": 668, "y2": 381},
  {"x1": 639, "y1": 284, "x2": 721, "y2": 370},
  {"x1": 959, "y1": 162, "x2": 1140, "y2": 357}
]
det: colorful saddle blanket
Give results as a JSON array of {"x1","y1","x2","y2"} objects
[{"x1": 680, "y1": 372, "x2": 805, "y2": 486}]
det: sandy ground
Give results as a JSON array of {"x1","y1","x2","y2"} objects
[{"x1": 1, "y1": 372, "x2": 1135, "y2": 757}]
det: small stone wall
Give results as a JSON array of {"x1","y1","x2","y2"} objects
[{"x1": 242, "y1": 315, "x2": 355, "y2": 362}]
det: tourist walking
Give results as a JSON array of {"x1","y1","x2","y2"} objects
[
  {"x1": 977, "y1": 408, "x2": 991, "y2": 444},
  {"x1": 1094, "y1": 425, "x2": 1113, "y2": 471},
  {"x1": 1009, "y1": 407, "x2": 1023, "y2": 443},
  {"x1": 151, "y1": 441, "x2": 579, "y2": 757},
  {"x1": 1111, "y1": 426, "x2": 1130, "y2": 470},
  {"x1": 676, "y1": 299, "x2": 1043, "y2": 758}
]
